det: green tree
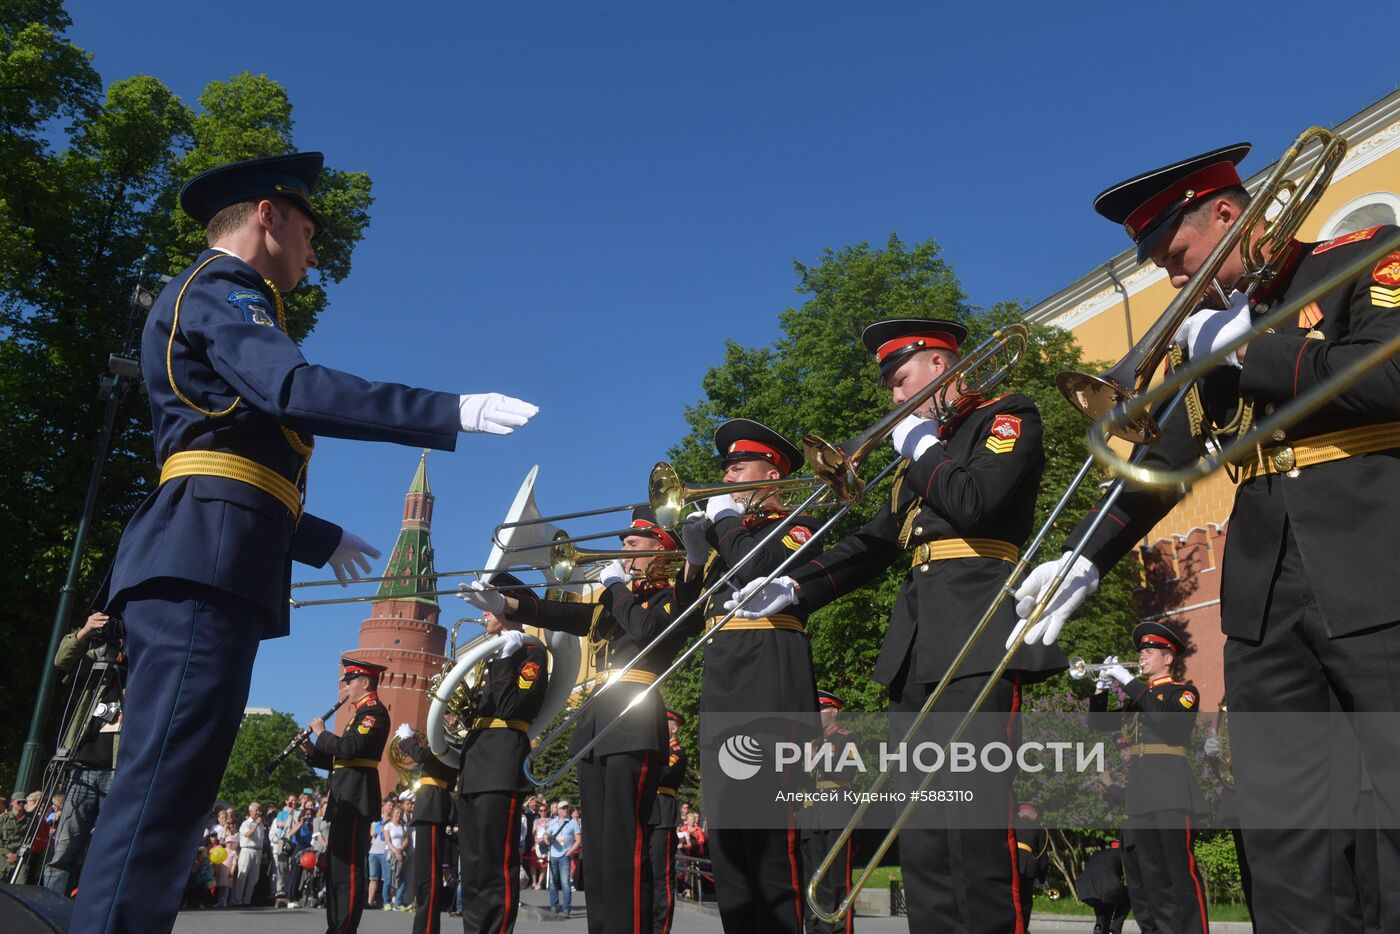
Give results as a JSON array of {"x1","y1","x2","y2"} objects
[
  {"x1": 0, "y1": 1, "x2": 373, "y2": 790},
  {"x1": 666, "y1": 234, "x2": 1144, "y2": 719},
  {"x1": 217, "y1": 711, "x2": 318, "y2": 810}
]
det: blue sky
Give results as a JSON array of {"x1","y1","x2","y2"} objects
[{"x1": 63, "y1": 1, "x2": 1398, "y2": 727}]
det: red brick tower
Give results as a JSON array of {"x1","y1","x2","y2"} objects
[{"x1": 338, "y1": 452, "x2": 447, "y2": 795}]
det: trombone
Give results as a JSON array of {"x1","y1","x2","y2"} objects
[
  {"x1": 806, "y1": 126, "x2": 1351, "y2": 923},
  {"x1": 523, "y1": 324, "x2": 1030, "y2": 786},
  {"x1": 648, "y1": 462, "x2": 826, "y2": 528},
  {"x1": 1058, "y1": 126, "x2": 1347, "y2": 444},
  {"x1": 288, "y1": 566, "x2": 553, "y2": 608},
  {"x1": 547, "y1": 531, "x2": 682, "y2": 584}
]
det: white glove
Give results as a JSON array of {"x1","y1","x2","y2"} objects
[
  {"x1": 329, "y1": 531, "x2": 381, "y2": 586},
  {"x1": 1094, "y1": 656, "x2": 1117, "y2": 693},
  {"x1": 681, "y1": 512, "x2": 713, "y2": 565},
  {"x1": 495, "y1": 629, "x2": 526, "y2": 656},
  {"x1": 723, "y1": 576, "x2": 798, "y2": 619},
  {"x1": 891, "y1": 412, "x2": 941, "y2": 461},
  {"x1": 1176, "y1": 290, "x2": 1251, "y2": 368},
  {"x1": 705, "y1": 493, "x2": 742, "y2": 523},
  {"x1": 458, "y1": 393, "x2": 539, "y2": 435},
  {"x1": 1106, "y1": 661, "x2": 1134, "y2": 685},
  {"x1": 598, "y1": 560, "x2": 628, "y2": 588},
  {"x1": 457, "y1": 580, "x2": 505, "y2": 615},
  {"x1": 1203, "y1": 735, "x2": 1221, "y2": 758},
  {"x1": 395, "y1": 723, "x2": 413, "y2": 741},
  {"x1": 1004, "y1": 553, "x2": 1099, "y2": 649}
]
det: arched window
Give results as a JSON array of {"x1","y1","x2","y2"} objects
[{"x1": 1318, "y1": 192, "x2": 1400, "y2": 240}]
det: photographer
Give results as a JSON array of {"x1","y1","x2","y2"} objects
[
  {"x1": 42, "y1": 611, "x2": 124, "y2": 896},
  {"x1": 284, "y1": 803, "x2": 319, "y2": 907}
]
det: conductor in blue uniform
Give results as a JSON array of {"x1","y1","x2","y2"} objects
[{"x1": 70, "y1": 152, "x2": 539, "y2": 934}]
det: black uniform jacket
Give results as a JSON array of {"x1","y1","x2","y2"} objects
[
  {"x1": 1076, "y1": 848, "x2": 1129, "y2": 906},
  {"x1": 1012, "y1": 816, "x2": 1047, "y2": 881},
  {"x1": 105, "y1": 250, "x2": 461, "y2": 638},
  {"x1": 458, "y1": 640, "x2": 549, "y2": 795},
  {"x1": 649, "y1": 738, "x2": 690, "y2": 828},
  {"x1": 1069, "y1": 227, "x2": 1400, "y2": 639},
  {"x1": 311, "y1": 693, "x2": 389, "y2": 820},
  {"x1": 1090, "y1": 675, "x2": 1206, "y2": 816},
  {"x1": 789, "y1": 394, "x2": 1066, "y2": 686},
  {"x1": 673, "y1": 510, "x2": 823, "y2": 744},
  {"x1": 509, "y1": 581, "x2": 687, "y2": 759},
  {"x1": 397, "y1": 733, "x2": 459, "y2": 825},
  {"x1": 798, "y1": 724, "x2": 861, "y2": 832}
]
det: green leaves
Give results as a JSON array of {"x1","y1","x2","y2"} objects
[{"x1": 218, "y1": 712, "x2": 319, "y2": 810}]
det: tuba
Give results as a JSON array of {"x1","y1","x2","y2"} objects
[{"x1": 387, "y1": 731, "x2": 425, "y2": 793}]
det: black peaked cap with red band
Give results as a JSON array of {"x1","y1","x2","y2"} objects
[
  {"x1": 1132, "y1": 621, "x2": 1184, "y2": 654},
  {"x1": 180, "y1": 151, "x2": 325, "y2": 234},
  {"x1": 666, "y1": 708, "x2": 685, "y2": 725},
  {"x1": 487, "y1": 570, "x2": 535, "y2": 601},
  {"x1": 861, "y1": 318, "x2": 968, "y2": 385},
  {"x1": 714, "y1": 418, "x2": 803, "y2": 477},
  {"x1": 817, "y1": 690, "x2": 843, "y2": 710},
  {"x1": 341, "y1": 656, "x2": 387, "y2": 679},
  {"x1": 1093, "y1": 142, "x2": 1251, "y2": 262},
  {"x1": 624, "y1": 504, "x2": 679, "y2": 550}
]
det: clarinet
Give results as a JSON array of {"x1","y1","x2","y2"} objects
[{"x1": 264, "y1": 699, "x2": 345, "y2": 774}]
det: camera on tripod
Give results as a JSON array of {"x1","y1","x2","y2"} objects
[{"x1": 93, "y1": 700, "x2": 122, "y2": 723}]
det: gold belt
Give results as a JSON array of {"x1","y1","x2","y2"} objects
[
  {"x1": 418, "y1": 777, "x2": 450, "y2": 789},
  {"x1": 333, "y1": 758, "x2": 379, "y2": 769},
  {"x1": 603, "y1": 669, "x2": 659, "y2": 686},
  {"x1": 658, "y1": 786, "x2": 678, "y2": 797},
  {"x1": 160, "y1": 450, "x2": 302, "y2": 518},
  {"x1": 706, "y1": 614, "x2": 805, "y2": 633},
  {"x1": 910, "y1": 538, "x2": 1019, "y2": 567},
  {"x1": 1238, "y1": 422, "x2": 1400, "y2": 481},
  {"x1": 470, "y1": 717, "x2": 529, "y2": 732},
  {"x1": 816, "y1": 780, "x2": 845, "y2": 790},
  {"x1": 1129, "y1": 744, "x2": 1188, "y2": 758}
]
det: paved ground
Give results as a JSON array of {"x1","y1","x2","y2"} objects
[{"x1": 168, "y1": 888, "x2": 1257, "y2": 933}]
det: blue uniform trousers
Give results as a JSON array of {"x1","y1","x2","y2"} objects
[{"x1": 70, "y1": 581, "x2": 264, "y2": 934}]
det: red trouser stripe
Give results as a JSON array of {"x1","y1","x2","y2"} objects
[
  {"x1": 1186, "y1": 815, "x2": 1208, "y2": 934},
  {"x1": 342, "y1": 816, "x2": 359, "y2": 934},
  {"x1": 661, "y1": 830, "x2": 675, "y2": 934},
  {"x1": 1005, "y1": 674, "x2": 1026, "y2": 934},
  {"x1": 787, "y1": 821, "x2": 803, "y2": 928},
  {"x1": 427, "y1": 824, "x2": 438, "y2": 933},
  {"x1": 632, "y1": 754, "x2": 651, "y2": 934},
  {"x1": 842, "y1": 838, "x2": 853, "y2": 934},
  {"x1": 499, "y1": 794, "x2": 519, "y2": 934}
]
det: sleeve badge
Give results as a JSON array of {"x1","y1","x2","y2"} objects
[
  {"x1": 1179, "y1": 690, "x2": 1197, "y2": 709},
  {"x1": 357, "y1": 715, "x2": 376, "y2": 735},
  {"x1": 781, "y1": 525, "x2": 813, "y2": 551},
  {"x1": 517, "y1": 660, "x2": 541, "y2": 690},
  {"x1": 227, "y1": 289, "x2": 277, "y2": 328},
  {"x1": 985, "y1": 414, "x2": 1021, "y2": 454},
  {"x1": 1371, "y1": 252, "x2": 1400, "y2": 308},
  {"x1": 669, "y1": 753, "x2": 680, "y2": 767}
]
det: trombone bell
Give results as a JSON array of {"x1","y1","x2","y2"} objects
[{"x1": 1055, "y1": 372, "x2": 1160, "y2": 444}]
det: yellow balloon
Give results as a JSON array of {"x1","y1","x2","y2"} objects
[{"x1": 209, "y1": 846, "x2": 228, "y2": 865}]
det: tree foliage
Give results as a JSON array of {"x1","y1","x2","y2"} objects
[
  {"x1": 217, "y1": 711, "x2": 318, "y2": 810},
  {"x1": 0, "y1": 1, "x2": 373, "y2": 790}
]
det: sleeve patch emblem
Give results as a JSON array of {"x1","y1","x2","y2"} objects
[
  {"x1": 781, "y1": 526, "x2": 813, "y2": 551},
  {"x1": 669, "y1": 753, "x2": 680, "y2": 767},
  {"x1": 1179, "y1": 690, "x2": 1197, "y2": 709},
  {"x1": 227, "y1": 289, "x2": 277, "y2": 327},
  {"x1": 1371, "y1": 286, "x2": 1400, "y2": 309},
  {"x1": 1313, "y1": 225, "x2": 1381, "y2": 255},
  {"x1": 1372, "y1": 252, "x2": 1400, "y2": 287},
  {"x1": 517, "y1": 660, "x2": 541, "y2": 689},
  {"x1": 986, "y1": 414, "x2": 1021, "y2": 454},
  {"x1": 357, "y1": 716, "x2": 375, "y2": 735}
]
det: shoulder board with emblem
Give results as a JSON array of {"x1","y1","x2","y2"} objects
[{"x1": 1313, "y1": 225, "x2": 1382, "y2": 255}]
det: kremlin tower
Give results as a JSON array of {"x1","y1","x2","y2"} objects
[{"x1": 338, "y1": 452, "x2": 448, "y2": 795}]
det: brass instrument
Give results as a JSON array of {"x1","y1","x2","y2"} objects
[
  {"x1": 547, "y1": 531, "x2": 681, "y2": 584},
  {"x1": 1067, "y1": 656, "x2": 1142, "y2": 681},
  {"x1": 807, "y1": 128, "x2": 1353, "y2": 924},
  {"x1": 648, "y1": 462, "x2": 825, "y2": 529},
  {"x1": 1216, "y1": 704, "x2": 1235, "y2": 790},
  {"x1": 527, "y1": 325, "x2": 1030, "y2": 788},
  {"x1": 387, "y1": 731, "x2": 424, "y2": 793},
  {"x1": 288, "y1": 566, "x2": 553, "y2": 608},
  {"x1": 1059, "y1": 126, "x2": 1347, "y2": 444}
]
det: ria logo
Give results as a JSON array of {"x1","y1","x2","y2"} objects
[{"x1": 717, "y1": 734, "x2": 765, "y2": 780}]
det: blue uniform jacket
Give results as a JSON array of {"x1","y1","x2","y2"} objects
[{"x1": 105, "y1": 249, "x2": 461, "y2": 637}]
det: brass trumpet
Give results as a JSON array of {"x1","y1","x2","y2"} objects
[
  {"x1": 547, "y1": 531, "x2": 682, "y2": 584},
  {"x1": 1067, "y1": 656, "x2": 1142, "y2": 680},
  {"x1": 1058, "y1": 126, "x2": 1347, "y2": 444},
  {"x1": 648, "y1": 462, "x2": 826, "y2": 528}
]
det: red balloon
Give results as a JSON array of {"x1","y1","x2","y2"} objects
[{"x1": 300, "y1": 850, "x2": 318, "y2": 870}]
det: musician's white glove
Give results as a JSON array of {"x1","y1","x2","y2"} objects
[
  {"x1": 1177, "y1": 290, "x2": 1251, "y2": 368},
  {"x1": 495, "y1": 628, "x2": 526, "y2": 656},
  {"x1": 1005, "y1": 553, "x2": 1099, "y2": 649},
  {"x1": 705, "y1": 493, "x2": 742, "y2": 524},
  {"x1": 1105, "y1": 659, "x2": 1134, "y2": 685},
  {"x1": 891, "y1": 413, "x2": 942, "y2": 462},
  {"x1": 329, "y1": 531, "x2": 381, "y2": 586},
  {"x1": 598, "y1": 560, "x2": 629, "y2": 588},
  {"x1": 681, "y1": 512, "x2": 713, "y2": 566},
  {"x1": 457, "y1": 580, "x2": 505, "y2": 615},
  {"x1": 458, "y1": 393, "x2": 539, "y2": 435},
  {"x1": 1095, "y1": 656, "x2": 1117, "y2": 693},
  {"x1": 395, "y1": 722, "x2": 414, "y2": 741},
  {"x1": 724, "y1": 576, "x2": 798, "y2": 619},
  {"x1": 1203, "y1": 735, "x2": 1221, "y2": 758}
]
